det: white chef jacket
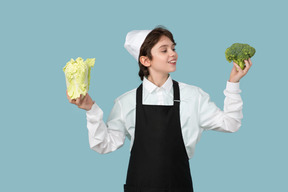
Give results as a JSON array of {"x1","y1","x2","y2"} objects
[{"x1": 86, "y1": 76, "x2": 243, "y2": 159}]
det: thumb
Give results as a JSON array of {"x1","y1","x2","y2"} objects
[{"x1": 233, "y1": 62, "x2": 240, "y2": 72}]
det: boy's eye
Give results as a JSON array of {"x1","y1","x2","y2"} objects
[{"x1": 160, "y1": 47, "x2": 176, "y2": 53}]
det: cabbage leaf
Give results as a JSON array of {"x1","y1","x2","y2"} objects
[{"x1": 63, "y1": 57, "x2": 95, "y2": 99}]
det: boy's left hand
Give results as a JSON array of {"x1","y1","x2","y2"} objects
[{"x1": 229, "y1": 58, "x2": 252, "y2": 83}]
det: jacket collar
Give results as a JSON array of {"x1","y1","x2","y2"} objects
[{"x1": 143, "y1": 75, "x2": 173, "y2": 93}]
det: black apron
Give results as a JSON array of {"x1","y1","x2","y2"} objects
[{"x1": 124, "y1": 80, "x2": 193, "y2": 192}]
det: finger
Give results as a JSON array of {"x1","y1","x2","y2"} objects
[
  {"x1": 244, "y1": 60, "x2": 249, "y2": 65},
  {"x1": 232, "y1": 63, "x2": 238, "y2": 72},
  {"x1": 248, "y1": 58, "x2": 252, "y2": 66},
  {"x1": 244, "y1": 59, "x2": 250, "y2": 68},
  {"x1": 82, "y1": 93, "x2": 89, "y2": 102},
  {"x1": 66, "y1": 90, "x2": 70, "y2": 99},
  {"x1": 66, "y1": 90, "x2": 72, "y2": 102},
  {"x1": 71, "y1": 99, "x2": 76, "y2": 104},
  {"x1": 244, "y1": 60, "x2": 251, "y2": 73},
  {"x1": 75, "y1": 97, "x2": 80, "y2": 105},
  {"x1": 80, "y1": 94, "x2": 85, "y2": 101},
  {"x1": 233, "y1": 62, "x2": 241, "y2": 72}
]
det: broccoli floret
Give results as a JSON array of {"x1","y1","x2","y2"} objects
[{"x1": 225, "y1": 43, "x2": 256, "y2": 70}]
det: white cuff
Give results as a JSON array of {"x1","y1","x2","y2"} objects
[
  {"x1": 226, "y1": 81, "x2": 241, "y2": 93},
  {"x1": 86, "y1": 102, "x2": 104, "y2": 122}
]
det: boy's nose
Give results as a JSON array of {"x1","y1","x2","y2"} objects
[{"x1": 170, "y1": 50, "x2": 176, "y2": 57}]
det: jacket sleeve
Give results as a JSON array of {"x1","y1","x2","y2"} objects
[
  {"x1": 198, "y1": 81, "x2": 243, "y2": 133},
  {"x1": 86, "y1": 99, "x2": 126, "y2": 154}
]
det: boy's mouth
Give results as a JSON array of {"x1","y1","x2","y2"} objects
[{"x1": 168, "y1": 60, "x2": 177, "y2": 64}]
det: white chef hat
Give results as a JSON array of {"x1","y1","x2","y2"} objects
[{"x1": 124, "y1": 30, "x2": 152, "y2": 61}]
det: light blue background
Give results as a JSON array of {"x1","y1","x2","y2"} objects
[{"x1": 1, "y1": 0, "x2": 287, "y2": 191}]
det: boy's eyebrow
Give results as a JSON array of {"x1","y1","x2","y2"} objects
[{"x1": 158, "y1": 43, "x2": 176, "y2": 48}]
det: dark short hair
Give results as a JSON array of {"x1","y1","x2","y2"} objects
[{"x1": 138, "y1": 26, "x2": 176, "y2": 81}]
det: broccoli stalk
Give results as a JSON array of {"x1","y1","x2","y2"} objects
[
  {"x1": 236, "y1": 60, "x2": 246, "y2": 70},
  {"x1": 225, "y1": 43, "x2": 256, "y2": 70}
]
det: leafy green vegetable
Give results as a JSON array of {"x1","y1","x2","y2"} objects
[
  {"x1": 63, "y1": 57, "x2": 95, "y2": 99},
  {"x1": 225, "y1": 43, "x2": 256, "y2": 70}
]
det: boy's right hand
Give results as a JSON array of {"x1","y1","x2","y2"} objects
[{"x1": 66, "y1": 90, "x2": 95, "y2": 111}]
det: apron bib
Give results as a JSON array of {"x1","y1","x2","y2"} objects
[{"x1": 124, "y1": 80, "x2": 193, "y2": 192}]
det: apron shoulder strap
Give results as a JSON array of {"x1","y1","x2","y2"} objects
[
  {"x1": 136, "y1": 84, "x2": 143, "y2": 106},
  {"x1": 172, "y1": 80, "x2": 180, "y2": 106}
]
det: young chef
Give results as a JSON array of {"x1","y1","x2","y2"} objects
[{"x1": 67, "y1": 26, "x2": 252, "y2": 192}]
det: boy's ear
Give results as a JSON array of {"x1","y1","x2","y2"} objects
[{"x1": 139, "y1": 56, "x2": 151, "y2": 67}]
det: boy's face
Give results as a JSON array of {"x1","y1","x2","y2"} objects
[{"x1": 148, "y1": 35, "x2": 178, "y2": 76}]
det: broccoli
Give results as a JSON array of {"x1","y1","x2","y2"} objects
[{"x1": 225, "y1": 43, "x2": 256, "y2": 70}]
